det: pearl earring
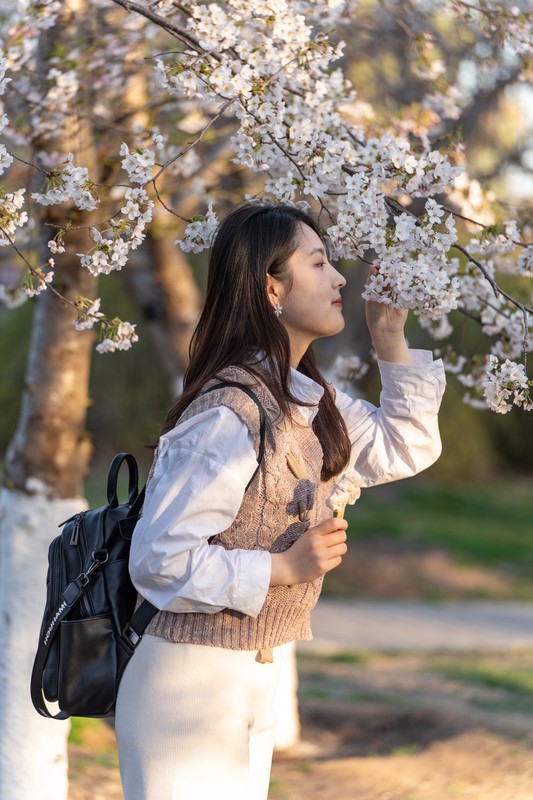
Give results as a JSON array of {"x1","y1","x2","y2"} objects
[{"x1": 274, "y1": 302, "x2": 283, "y2": 317}]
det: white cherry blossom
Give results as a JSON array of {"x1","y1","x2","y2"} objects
[
  {"x1": 119, "y1": 143, "x2": 156, "y2": 184},
  {"x1": 31, "y1": 154, "x2": 98, "y2": 211},
  {"x1": 0, "y1": 189, "x2": 28, "y2": 245},
  {"x1": 482, "y1": 356, "x2": 533, "y2": 414},
  {"x1": 176, "y1": 203, "x2": 219, "y2": 253},
  {"x1": 73, "y1": 297, "x2": 104, "y2": 331},
  {"x1": 0, "y1": 2, "x2": 531, "y2": 383},
  {"x1": 23, "y1": 264, "x2": 54, "y2": 297},
  {"x1": 96, "y1": 320, "x2": 139, "y2": 354}
]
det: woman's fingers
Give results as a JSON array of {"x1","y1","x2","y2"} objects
[{"x1": 270, "y1": 517, "x2": 349, "y2": 586}]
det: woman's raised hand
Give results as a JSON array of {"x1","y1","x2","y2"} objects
[
  {"x1": 365, "y1": 267, "x2": 412, "y2": 365},
  {"x1": 270, "y1": 517, "x2": 348, "y2": 586}
]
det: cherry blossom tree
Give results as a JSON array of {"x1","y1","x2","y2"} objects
[
  {"x1": 0, "y1": 1, "x2": 532, "y2": 797},
  {"x1": 1, "y1": 0, "x2": 531, "y2": 410}
]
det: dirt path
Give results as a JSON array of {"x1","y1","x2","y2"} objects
[
  {"x1": 304, "y1": 598, "x2": 533, "y2": 652},
  {"x1": 270, "y1": 651, "x2": 533, "y2": 799},
  {"x1": 272, "y1": 729, "x2": 533, "y2": 800}
]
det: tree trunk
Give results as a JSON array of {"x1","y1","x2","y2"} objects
[
  {"x1": 4, "y1": 234, "x2": 96, "y2": 496},
  {"x1": 0, "y1": 489, "x2": 85, "y2": 799},
  {"x1": 0, "y1": 213, "x2": 97, "y2": 800},
  {"x1": 0, "y1": 3, "x2": 98, "y2": 796}
]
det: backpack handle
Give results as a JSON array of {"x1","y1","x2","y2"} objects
[{"x1": 107, "y1": 452, "x2": 139, "y2": 508}]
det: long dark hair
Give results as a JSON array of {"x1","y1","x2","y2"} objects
[{"x1": 162, "y1": 202, "x2": 351, "y2": 481}]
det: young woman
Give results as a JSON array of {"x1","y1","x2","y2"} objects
[{"x1": 115, "y1": 201, "x2": 445, "y2": 800}]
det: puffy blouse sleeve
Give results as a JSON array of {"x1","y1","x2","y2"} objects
[{"x1": 335, "y1": 349, "x2": 446, "y2": 487}]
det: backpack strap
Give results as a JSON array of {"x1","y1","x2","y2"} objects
[
  {"x1": 107, "y1": 452, "x2": 139, "y2": 507},
  {"x1": 201, "y1": 381, "x2": 267, "y2": 491}
]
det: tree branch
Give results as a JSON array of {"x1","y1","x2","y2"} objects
[
  {"x1": 109, "y1": 0, "x2": 202, "y2": 50},
  {"x1": 452, "y1": 242, "x2": 533, "y2": 316}
]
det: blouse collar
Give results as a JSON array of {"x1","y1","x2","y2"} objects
[
  {"x1": 288, "y1": 367, "x2": 324, "y2": 426},
  {"x1": 254, "y1": 351, "x2": 325, "y2": 426}
]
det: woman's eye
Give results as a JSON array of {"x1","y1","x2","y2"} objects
[{"x1": 315, "y1": 262, "x2": 325, "y2": 268}]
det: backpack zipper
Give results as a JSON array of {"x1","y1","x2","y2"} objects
[
  {"x1": 62, "y1": 512, "x2": 95, "y2": 616},
  {"x1": 77, "y1": 519, "x2": 97, "y2": 616},
  {"x1": 69, "y1": 513, "x2": 85, "y2": 546},
  {"x1": 48, "y1": 537, "x2": 65, "y2": 615}
]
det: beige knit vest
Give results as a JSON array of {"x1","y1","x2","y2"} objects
[{"x1": 145, "y1": 366, "x2": 337, "y2": 650}]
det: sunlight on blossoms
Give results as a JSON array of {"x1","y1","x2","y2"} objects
[
  {"x1": 31, "y1": 154, "x2": 98, "y2": 212},
  {"x1": 73, "y1": 297, "x2": 104, "y2": 331},
  {"x1": 76, "y1": 186, "x2": 153, "y2": 277},
  {"x1": 0, "y1": 188, "x2": 27, "y2": 245},
  {"x1": 483, "y1": 356, "x2": 533, "y2": 414},
  {"x1": 0, "y1": 0, "x2": 531, "y2": 398},
  {"x1": 119, "y1": 143, "x2": 156, "y2": 184},
  {"x1": 176, "y1": 203, "x2": 219, "y2": 253},
  {"x1": 22, "y1": 263, "x2": 54, "y2": 297},
  {"x1": 96, "y1": 320, "x2": 139, "y2": 354}
]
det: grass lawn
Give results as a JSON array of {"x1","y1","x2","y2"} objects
[
  {"x1": 343, "y1": 477, "x2": 533, "y2": 578},
  {"x1": 298, "y1": 647, "x2": 533, "y2": 716}
]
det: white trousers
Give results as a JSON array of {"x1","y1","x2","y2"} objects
[{"x1": 115, "y1": 635, "x2": 281, "y2": 800}]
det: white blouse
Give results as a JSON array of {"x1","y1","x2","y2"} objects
[{"x1": 129, "y1": 350, "x2": 445, "y2": 618}]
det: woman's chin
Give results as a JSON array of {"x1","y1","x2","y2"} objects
[
  {"x1": 332, "y1": 316, "x2": 345, "y2": 335},
  {"x1": 319, "y1": 318, "x2": 345, "y2": 338}
]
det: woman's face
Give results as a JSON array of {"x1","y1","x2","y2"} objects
[{"x1": 267, "y1": 222, "x2": 346, "y2": 364}]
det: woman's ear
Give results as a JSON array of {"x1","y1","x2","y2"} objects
[{"x1": 266, "y1": 273, "x2": 283, "y2": 310}]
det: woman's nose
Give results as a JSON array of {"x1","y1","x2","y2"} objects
[{"x1": 334, "y1": 267, "x2": 346, "y2": 289}]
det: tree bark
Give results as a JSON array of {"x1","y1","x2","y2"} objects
[{"x1": 4, "y1": 223, "x2": 96, "y2": 496}]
